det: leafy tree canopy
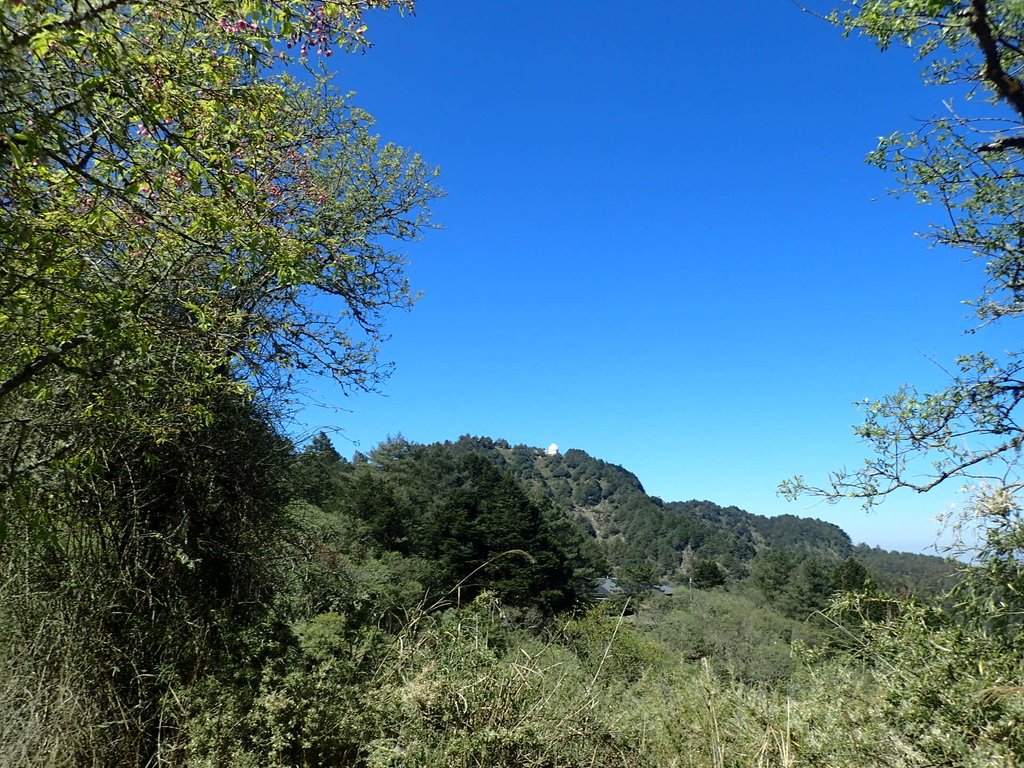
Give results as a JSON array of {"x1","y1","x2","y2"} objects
[
  {"x1": 777, "y1": 11, "x2": 1024, "y2": 753},
  {"x1": 0, "y1": 0, "x2": 440, "y2": 501},
  {"x1": 0, "y1": 3, "x2": 438, "y2": 761},
  {"x1": 783, "y1": 0, "x2": 1024, "y2": 505}
]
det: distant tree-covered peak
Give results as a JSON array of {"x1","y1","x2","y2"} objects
[{"x1": 341, "y1": 435, "x2": 954, "y2": 596}]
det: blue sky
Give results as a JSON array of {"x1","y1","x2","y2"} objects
[{"x1": 295, "y1": 1, "x2": 1008, "y2": 554}]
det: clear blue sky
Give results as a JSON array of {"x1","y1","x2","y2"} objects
[{"x1": 295, "y1": 1, "x2": 1007, "y2": 555}]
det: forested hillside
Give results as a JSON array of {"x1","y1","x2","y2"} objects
[
  {"x1": 5, "y1": 421, "x2": 1014, "y2": 766},
  {"x1": 289, "y1": 435, "x2": 606, "y2": 615},
  {"x1": 437, "y1": 435, "x2": 954, "y2": 600}
]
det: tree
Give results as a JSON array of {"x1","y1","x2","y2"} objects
[
  {"x1": 749, "y1": 550, "x2": 795, "y2": 599},
  {"x1": 691, "y1": 557, "x2": 727, "y2": 589},
  {"x1": 572, "y1": 477, "x2": 602, "y2": 506},
  {"x1": 293, "y1": 431, "x2": 349, "y2": 506},
  {"x1": 781, "y1": 1, "x2": 1024, "y2": 507},
  {"x1": 780, "y1": 557, "x2": 835, "y2": 618},
  {"x1": 1, "y1": 391, "x2": 296, "y2": 763},
  {"x1": 422, "y1": 454, "x2": 577, "y2": 612},
  {"x1": 0, "y1": 0, "x2": 440, "y2": 499},
  {"x1": 307, "y1": 432, "x2": 343, "y2": 462},
  {"x1": 617, "y1": 560, "x2": 660, "y2": 593},
  {"x1": 0, "y1": 2, "x2": 438, "y2": 763},
  {"x1": 780, "y1": 7, "x2": 1024, "y2": 761},
  {"x1": 344, "y1": 468, "x2": 410, "y2": 552},
  {"x1": 834, "y1": 556, "x2": 870, "y2": 592}
]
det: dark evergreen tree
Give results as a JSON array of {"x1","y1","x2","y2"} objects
[
  {"x1": 422, "y1": 454, "x2": 576, "y2": 611},
  {"x1": 292, "y1": 432, "x2": 348, "y2": 507},
  {"x1": 691, "y1": 558, "x2": 728, "y2": 589},
  {"x1": 344, "y1": 470, "x2": 409, "y2": 553},
  {"x1": 834, "y1": 557, "x2": 871, "y2": 592},
  {"x1": 750, "y1": 550, "x2": 796, "y2": 601},
  {"x1": 778, "y1": 558, "x2": 835, "y2": 619}
]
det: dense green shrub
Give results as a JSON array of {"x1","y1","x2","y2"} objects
[{"x1": 177, "y1": 596, "x2": 648, "y2": 768}]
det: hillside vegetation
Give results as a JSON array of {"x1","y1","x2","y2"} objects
[
  {"x1": 7, "y1": 429, "x2": 1002, "y2": 767},
  {"x1": 442, "y1": 435, "x2": 954, "y2": 603}
]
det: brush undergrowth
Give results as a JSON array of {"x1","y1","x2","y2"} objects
[{"x1": 4, "y1": 575, "x2": 1022, "y2": 766}]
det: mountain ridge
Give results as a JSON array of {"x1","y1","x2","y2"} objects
[{"x1": 436, "y1": 434, "x2": 954, "y2": 596}]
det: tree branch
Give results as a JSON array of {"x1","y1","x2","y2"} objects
[
  {"x1": 0, "y1": 336, "x2": 89, "y2": 403},
  {"x1": 4, "y1": 0, "x2": 125, "y2": 51},
  {"x1": 977, "y1": 135, "x2": 1024, "y2": 152},
  {"x1": 968, "y1": 0, "x2": 1024, "y2": 120}
]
